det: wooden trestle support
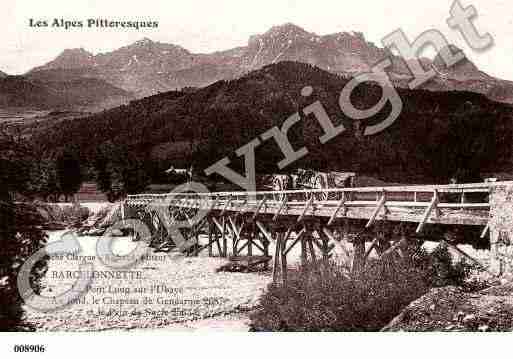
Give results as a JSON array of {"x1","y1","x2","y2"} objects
[{"x1": 124, "y1": 182, "x2": 511, "y2": 283}]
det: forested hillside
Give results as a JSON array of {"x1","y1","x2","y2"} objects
[
  {"x1": 0, "y1": 74, "x2": 131, "y2": 111},
  {"x1": 35, "y1": 62, "x2": 513, "y2": 187}
]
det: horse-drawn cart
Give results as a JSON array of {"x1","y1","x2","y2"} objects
[{"x1": 264, "y1": 169, "x2": 356, "y2": 201}]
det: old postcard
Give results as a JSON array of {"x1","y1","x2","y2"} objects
[{"x1": 1, "y1": 0, "x2": 513, "y2": 356}]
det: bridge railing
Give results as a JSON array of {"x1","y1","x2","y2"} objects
[
  {"x1": 126, "y1": 181, "x2": 508, "y2": 209},
  {"x1": 123, "y1": 181, "x2": 513, "y2": 229}
]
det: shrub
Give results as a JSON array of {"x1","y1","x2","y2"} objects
[
  {"x1": 46, "y1": 203, "x2": 90, "y2": 227},
  {"x1": 429, "y1": 242, "x2": 472, "y2": 287},
  {"x1": 0, "y1": 200, "x2": 48, "y2": 331},
  {"x1": 250, "y1": 244, "x2": 471, "y2": 331}
]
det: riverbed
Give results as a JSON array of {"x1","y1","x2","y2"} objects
[
  {"x1": 23, "y1": 231, "x2": 272, "y2": 331},
  {"x1": 23, "y1": 224, "x2": 487, "y2": 332}
]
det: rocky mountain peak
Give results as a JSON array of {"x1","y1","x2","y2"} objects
[
  {"x1": 45, "y1": 48, "x2": 95, "y2": 69},
  {"x1": 117, "y1": 38, "x2": 190, "y2": 57},
  {"x1": 133, "y1": 37, "x2": 154, "y2": 46},
  {"x1": 432, "y1": 44, "x2": 489, "y2": 81},
  {"x1": 60, "y1": 48, "x2": 93, "y2": 56},
  {"x1": 249, "y1": 23, "x2": 314, "y2": 45},
  {"x1": 264, "y1": 23, "x2": 311, "y2": 37}
]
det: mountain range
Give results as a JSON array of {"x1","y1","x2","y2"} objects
[{"x1": 20, "y1": 23, "x2": 513, "y2": 105}]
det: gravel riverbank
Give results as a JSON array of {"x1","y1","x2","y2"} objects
[{"x1": 23, "y1": 231, "x2": 271, "y2": 331}]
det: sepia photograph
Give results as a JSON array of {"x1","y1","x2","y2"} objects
[{"x1": 1, "y1": 0, "x2": 513, "y2": 356}]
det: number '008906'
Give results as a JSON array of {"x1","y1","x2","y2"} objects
[{"x1": 13, "y1": 344, "x2": 46, "y2": 353}]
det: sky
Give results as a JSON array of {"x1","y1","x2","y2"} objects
[{"x1": 1, "y1": 0, "x2": 512, "y2": 80}]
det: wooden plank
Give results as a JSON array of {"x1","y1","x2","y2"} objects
[
  {"x1": 255, "y1": 221, "x2": 273, "y2": 243},
  {"x1": 211, "y1": 217, "x2": 224, "y2": 233},
  {"x1": 280, "y1": 233, "x2": 288, "y2": 284},
  {"x1": 272, "y1": 234, "x2": 281, "y2": 282},
  {"x1": 365, "y1": 194, "x2": 386, "y2": 228},
  {"x1": 321, "y1": 227, "x2": 337, "y2": 242},
  {"x1": 220, "y1": 196, "x2": 233, "y2": 216},
  {"x1": 208, "y1": 222, "x2": 213, "y2": 257},
  {"x1": 152, "y1": 180, "x2": 493, "y2": 197},
  {"x1": 228, "y1": 216, "x2": 238, "y2": 234},
  {"x1": 297, "y1": 197, "x2": 314, "y2": 223},
  {"x1": 416, "y1": 190, "x2": 439, "y2": 234},
  {"x1": 236, "y1": 199, "x2": 248, "y2": 216},
  {"x1": 364, "y1": 237, "x2": 380, "y2": 261},
  {"x1": 252, "y1": 198, "x2": 268, "y2": 220},
  {"x1": 194, "y1": 231, "x2": 200, "y2": 257},
  {"x1": 327, "y1": 193, "x2": 346, "y2": 226},
  {"x1": 263, "y1": 236, "x2": 270, "y2": 269},
  {"x1": 308, "y1": 239, "x2": 317, "y2": 265},
  {"x1": 222, "y1": 217, "x2": 227, "y2": 257},
  {"x1": 228, "y1": 216, "x2": 240, "y2": 255},
  {"x1": 228, "y1": 216, "x2": 243, "y2": 242},
  {"x1": 282, "y1": 227, "x2": 295, "y2": 242},
  {"x1": 446, "y1": 242, "x2": 493, "y2": 274},
  {"x1": 480, "y1": 222, "x2": 490, "y2": 239},
  {"x1": 248, "y1": 225, "x2": 253, "y2": 256},
  {"x1": 233, "y1": 237, "x2": 238, "y2": 256},
  {"x1": 251, "y1": 240, "x2": 265, "y2": 253},
  {"x1": 321, "y1": 227, "x2": 350, "y2": 262},
  {"x1": 438, "y1": 203, "x2": 489, "y2": 209},
  {"x1": 283, "y1": 227, "x2": 305, "y2": 255},
  {"x1": 211, "y1": 221, "x2": 222, "y2": 256},
  {"x1": 273, "y1": 197, "x2": 288, "y2": 221},
  {"x1": 237, "y1": 240, "x2": 249, "y2": 253}
]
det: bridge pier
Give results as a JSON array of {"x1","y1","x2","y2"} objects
[
  {"x1": 489, "y1": 184, "x2": 513, "y2": 277},
  {"x1": 208, "y1": 222, "x2": 214, "y2": 256}
]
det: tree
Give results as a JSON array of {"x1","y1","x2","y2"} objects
[
  {"x1": 42, "y1": 160, "x2": 60, "y2": 202},
  {"x1": 56, "y1": 147, "x2": 83, "y2": 202},
  {"x1": 119, "y1": 154, "x2": 151, "y2": 195},
  {"x1": 25, "y1": 158, "x2": 60, "y2": 202},
  {"x1": 0, "y1": 130, "x2": 47, "y2": 331},
  {"x1": 92, "y1": 143, "x2": 151, "y2": 200},
  {"x1": 93, "y1": 145, "x2": 113, "y2": 195}
]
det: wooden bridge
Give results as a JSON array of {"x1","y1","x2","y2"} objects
[{"x1": 123, "y1": 181, "x2": 513, "y2": 281}]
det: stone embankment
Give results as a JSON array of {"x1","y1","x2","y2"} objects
[{"x1": 383, "y1": 282, "x2": 513, "y2": 331}]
